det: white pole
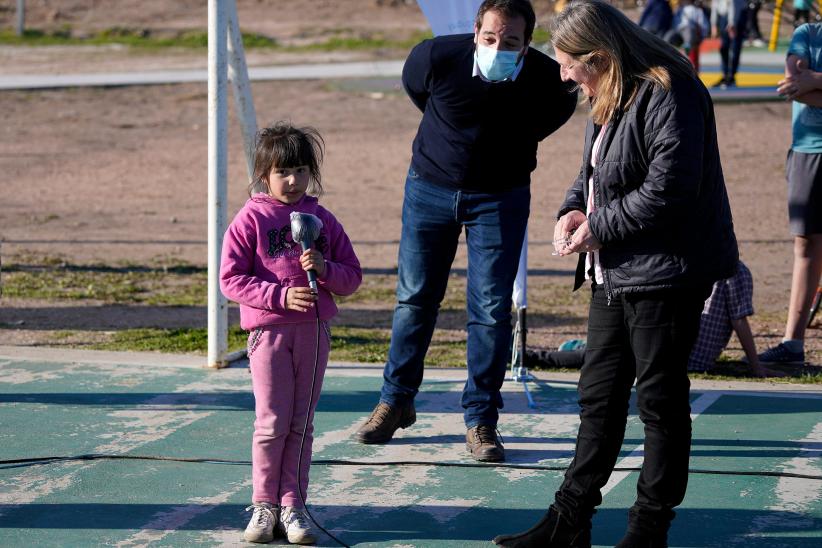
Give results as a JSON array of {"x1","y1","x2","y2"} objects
[
  {"x1": 16, "y1": 0, "x2": 25, "y2": 36},
  {"x1": 208, "y1": 0, "x2": 228, "y2": 368},
  {"x1": 226, "y1": 0, "x2": 258, "y2": 182}
]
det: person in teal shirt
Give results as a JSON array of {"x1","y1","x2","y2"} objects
[{"x1": 765, "y1": 23, "x2": 822, "y2": 365}]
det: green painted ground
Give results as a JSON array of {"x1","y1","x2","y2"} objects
[{"x1": 1, "y1": 358, "x2": 820, "y2": 547}]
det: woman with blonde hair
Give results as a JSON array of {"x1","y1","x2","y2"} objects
[{"x1": 494, "y1": 1, "x2": 738, "y2": 547}]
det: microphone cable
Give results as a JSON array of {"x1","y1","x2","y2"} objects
[
  {"x1": 292, "y1": 298, "x2": 351, "y2": 547},
  {"x1": 4, "y1": 454, "x2": 821, "y2": 482}
]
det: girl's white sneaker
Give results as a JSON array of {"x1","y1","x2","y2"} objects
[
  {"x1": 279, "y1": 506, "x2": 318, "y2": 545},
  {"x1": 243, "y1": 502, "x2": 278, "y2": 543}
]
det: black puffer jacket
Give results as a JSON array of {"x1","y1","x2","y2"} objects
[{"x1": 558, "y1": 72, "x2": 738, "y2": 297}]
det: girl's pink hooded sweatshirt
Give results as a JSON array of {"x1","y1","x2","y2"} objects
[{"x1": 220, "y1": 194, "x2": 362, "y2": 330}]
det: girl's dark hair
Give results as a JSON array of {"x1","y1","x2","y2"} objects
[
  {"x1": 475, "y1": 0, "x2": 536, "y2": 43},
  {"x1": 249, "y1": 121, "x2": 324, "y2": 197}
]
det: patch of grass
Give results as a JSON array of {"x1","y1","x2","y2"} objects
[
  {"x1": 2, "y1": 259, "x2": 207, "y2": 305},
  {"x1": 329, "y1": 326, "x2": 466, "y2": 366},
  {"x1": 688, "y1": 358, "x2": 822, "y2": 384},
  {"x1": 89, "y1": 326, "x2": 248, "y2": 354},
  {"x1": 531, "y1": 27, "x2": 551, "y2": 45},
  {"x1": 527, "y1": 281, "x2": 589, "y2": 310},
  {"x1": 0, "y1": 26, "x2": 429, "y2": 51},
  {"x1": 330, "y1": 326, "x2": 392, "y2": 363},
  {"x1": 0, "y1": 27, "x2": 277, "y2": 49},
  {"x1": 339, "y1": 272, "x2": 468, "y2": 309},
  {"x1": 82, "y1": 324, "x2": 466, "y2": 364},
  {"x1": 296, "y1": 31, "x2": 431, "y2": 51},
  {"x1": 337, "y1": 275, "x2": 396, "y2": 304},
  {"x1": 422, "y1": 340, "x2": 467, "y2": 368}
]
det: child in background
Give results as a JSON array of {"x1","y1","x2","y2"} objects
[
  {"x1": 687, "y1": 260, "x2": 781, "y2": 377},
  {"x1": 220, "y1": 122, "x2": 362, "y2": 544},
  {"x1": 794, "y1": 0, "x2": 812, "y2": 28},
  {"x1": 674, "y1": 0, "x2": 709, "y2": 72}
]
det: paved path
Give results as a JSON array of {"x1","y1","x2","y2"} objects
[
  {"x1": 0, "y1": 50, "x2": 785, "y2": 91},
  {"x1": 0, "y1": 60, "x2": 405, "y2": 90}
]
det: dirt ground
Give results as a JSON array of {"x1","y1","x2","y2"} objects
[{"x1": 0, "y1": 1, "x2": 819, "y2": 363}]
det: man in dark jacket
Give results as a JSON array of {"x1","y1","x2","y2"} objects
[{"x1": 353, "y1": 0, "x2": 577, "y2": 462}]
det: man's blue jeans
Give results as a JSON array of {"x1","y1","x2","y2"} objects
[{"x1": 380, "y1": 168, "x2": 530, "y2": 427}]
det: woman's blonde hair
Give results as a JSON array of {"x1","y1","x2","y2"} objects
[{"x1": 550, "y1": 0, "x2": 695, "y2": 125}]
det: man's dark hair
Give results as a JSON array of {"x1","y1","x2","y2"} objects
[{"x1": 475, "y1": 0, "x2": 536, "y2": 43}]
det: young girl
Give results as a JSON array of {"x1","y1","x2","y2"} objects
[{"x1": 220, "y1": 122, "x2": 362, "y2": 544}]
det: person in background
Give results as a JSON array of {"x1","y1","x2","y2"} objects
[
  {"x1": 638, "y1": 0, "x2": 674, "y2": 39},
  {"x1": 744, "y1": 0, "x2": 766, "y2": 47},
  {"x1": 353, "y1": 0, "x2": 577, "y2": 464},
  {"x1": 220, "y1": 122, "x2": 362, "y2": 545},
  {"x1": 688, "y1": 260, "x2": 783, "y2": 377},
  {"x1": 674, "y1": 0, "x2": 710, "y2": 72},
  {"x1": 493, "y1": 1, "x2": 738, "y2": 546},
  {"x1": 711, "y1": 0, "x2": 750, "y2": 87},
  {"x1": 763, "y1": 22, "x2": 822, "y2": 365},
  {"x1": 794, "y1": 0, "x2": 813, "y2": 28}
]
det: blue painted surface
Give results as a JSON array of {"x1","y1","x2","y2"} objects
[{"x1": 1, "y1": 359, "x2": 820, "y2": 547}]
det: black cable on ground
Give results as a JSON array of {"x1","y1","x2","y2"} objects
[
  {"x1": 2, "y1": 453, "x2": 821, "y2": 481},
  {"x1": 294, "y1": 305, "x2": 350, "y2": 547}
]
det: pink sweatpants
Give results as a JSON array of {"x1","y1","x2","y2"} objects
[{"x1": 248, "y1": 321, "x2": 330, "y2": 507}]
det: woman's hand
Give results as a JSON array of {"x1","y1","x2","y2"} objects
[
  {"x1": 553, "y1": 210, "x2": 587, "y2": 255},
  {"x1": 558, "y1": 219, "x2": 602, "y2": 256},
  {"x1": 285, "y1": 287, "x2": 317, "y2": 312},
  {"x1": 300, "y1": 249, "x2": 326, "y2": 278}
]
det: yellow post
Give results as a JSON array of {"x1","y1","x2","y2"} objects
[{"x1": 769, "y1": 0, "x2": 784, "y2": 52}]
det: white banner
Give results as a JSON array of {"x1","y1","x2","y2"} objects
[
  {"x1": 416, "y1": 0, "x2": 483, "y2": 36},
  {"x1": 512, "y1": 225, "x2": 528, "y2": 309}
]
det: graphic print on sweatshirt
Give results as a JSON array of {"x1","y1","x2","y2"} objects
[{"x1": 267, "y1": 224, "x2": 329, "y2": 259}]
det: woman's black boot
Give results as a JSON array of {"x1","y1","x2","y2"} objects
[{"x1": 493, "y1": 506, "x2": 592, "y2": 548}]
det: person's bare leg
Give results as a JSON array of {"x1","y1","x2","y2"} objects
[{"x1": 785, "y1": 234, "x2": 822, "y2": 341}]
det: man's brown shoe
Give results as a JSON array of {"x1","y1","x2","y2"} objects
[
  {"x1": 354, "y1": 401, "x2": 416, "y2": 444},
  {"x1": 466, "y1": 424, "x2": 505, "y2": 462}
]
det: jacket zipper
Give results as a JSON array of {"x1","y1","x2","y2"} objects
[{"x1": 591, "y1": 123, "x2": 614, "y2": 305}]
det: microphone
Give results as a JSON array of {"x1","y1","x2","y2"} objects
[{"x1": 289, "y1": 212, "x2": 324, "y2": 292}]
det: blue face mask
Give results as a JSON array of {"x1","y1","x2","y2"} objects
[{"x1": 475, "y1": 43, "x2": 522, "y2": 81}]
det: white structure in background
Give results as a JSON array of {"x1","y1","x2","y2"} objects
[
  {"x1": 416, "y1": 0, "x2": 536, "y2": 406},
  {"x1": 208, "y1": 0, "x2": 258, "y2": 368},
  {"x1": 416, "y1": 0, "x2": 482, "y2": 35},
  {"x1": 16, "y1": 0, "x2": 25, "y2": 36}
]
